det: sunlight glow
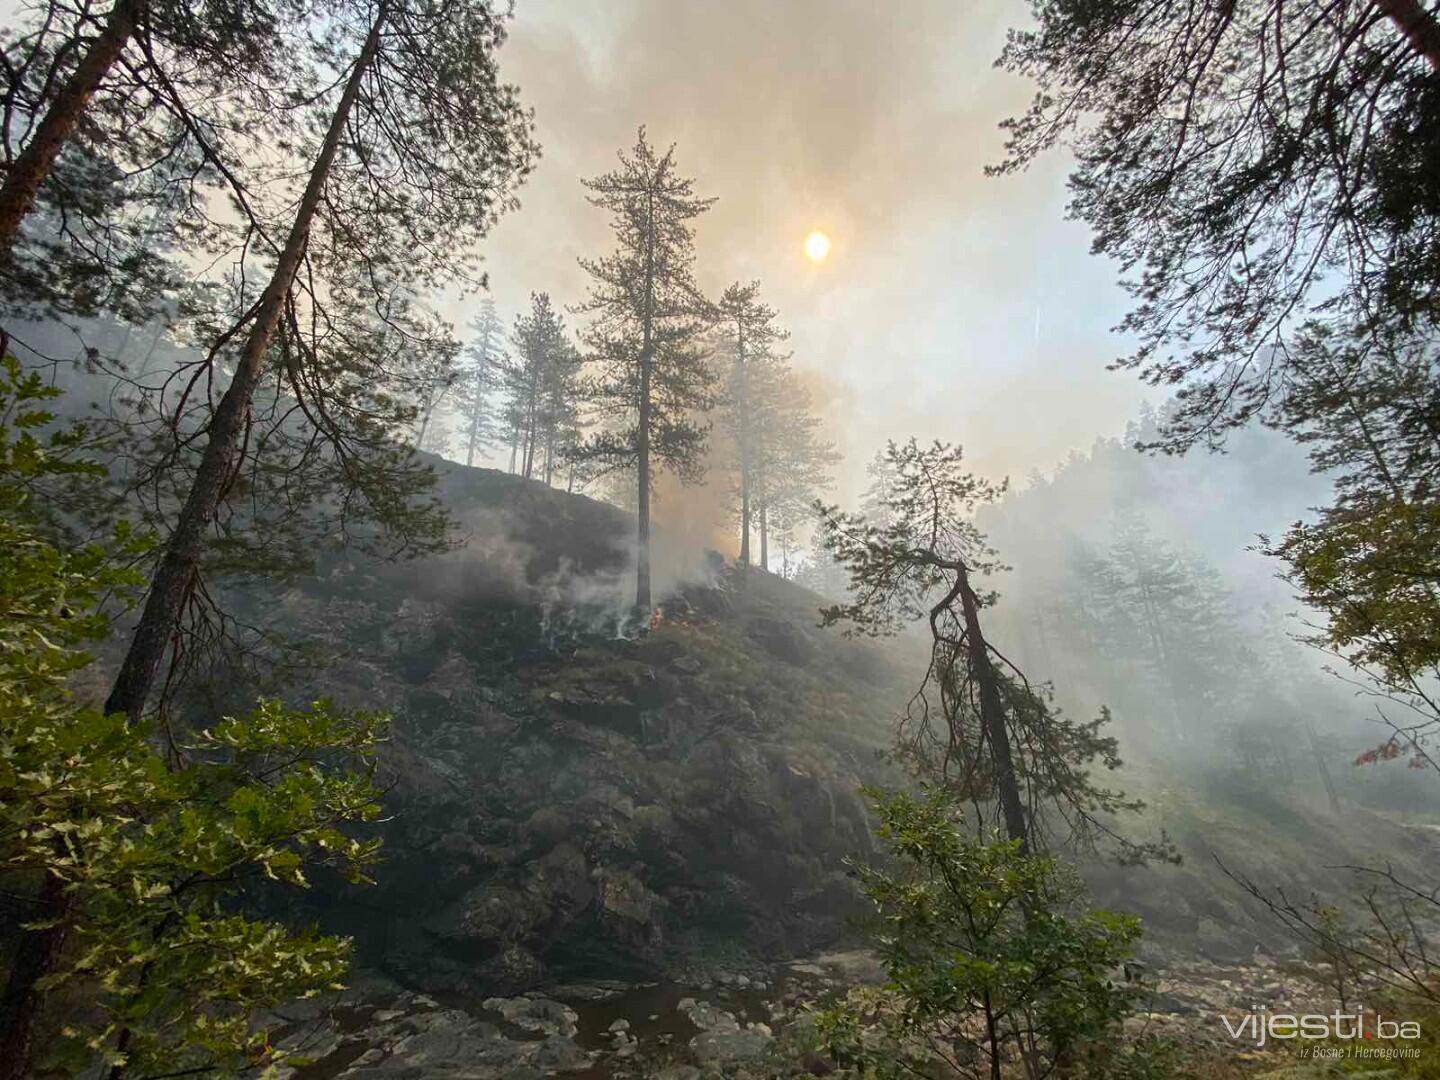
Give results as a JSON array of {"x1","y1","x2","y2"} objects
[{"x1": 804, "y1": 230, "x2": 831, "y2": 263}]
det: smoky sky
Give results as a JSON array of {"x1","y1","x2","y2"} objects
[{"x1": 458, "y1": 0, "x2": 1153, "y2": 504}]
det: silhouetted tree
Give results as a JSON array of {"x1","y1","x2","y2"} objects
[
  {"x1": 817, "y1": 439, "x2": 1169, "y2": 863},
  {"x1": 861, "y1": 447, "x2": 898, "y2": 528},
  {"x1": 539, "y1": 338, "x2": 584, "y2": 486},
  {"x1": 752, "y1": 367, "x2": 837, "y2": 572},
  {"x1": 0, "y1": 0, "x2": 297, "y2": 261},
  {"x1": 793, "y1": 541, "x2": 852, "y2": 602},
  {"x1": 573, "y1": 128, "x2": 716, "y2": 610},
  {"x1": 411, "y1": 334, "x2": 461, "y2": 454},
  {"x1": 104, "y1": 0, "x2": 536, "y2": 721}
]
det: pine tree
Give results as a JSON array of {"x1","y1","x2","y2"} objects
[
  {"x1": 817, "y1": 440, "x2": 1031, "y2": 849},
  {"x1": 503, "y1": 292, "x2": 576, "y2": 481},
  {"x1": 793, "y1": 541, "x2": 851, "y2": 601},
  {"x1": 0, "y1": 0, "x2": 292, "y2": 255},
  {"x1": 1055, "y1": 517, "x2": 1249, "y2": 749},
  {"x1": 540, "y1": 338, "x2": 584, "y2": 486},
  {"x1": 714, "y1": 282, "x2": 836, "y2": 577},
  {"x1": 860, "y1": 448, "x2": 898, "y2": 528},
  {"x1": 1108, "y1": 515, "x2": 1194, "y2": 738},
  {"x1": 411, "y1": 337, "x2": 462, "y2": 454},
  {"x1": 752, "y1": 367, "x2": 837, "y2": 572},
  {"x1": 0, "y1": 141, "x2": 181, "y2": 327},
  {"x1": 455, "y1": 298, "x2": 505, "y2": 467},
  {"x1": 715, "y1": 281, "x2": 788, "y2": 580},
  {"x1": 104, "y1": 0, "x2": 536, "y2": 721},
  {"x1": 0, "y1": 0, "x2": 313, "y2": 326},
  {"x1": 573, "y1": 128, "x2": 717, "y2": 610},
  {"x1": 817, "y1": 439, "x2": 1169, "y2": 863}
]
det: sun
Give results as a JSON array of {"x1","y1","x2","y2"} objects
[{"x1": 804, "y1": 230, "x2": 831, "y2": 263}]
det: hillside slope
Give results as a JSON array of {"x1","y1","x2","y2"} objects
[
  {"x1": 198, "y1": 459, "x2": 1440, "y2": 1003},
  {"x1": 213, "y1": 463, "x2": 913, "y2": 996}
]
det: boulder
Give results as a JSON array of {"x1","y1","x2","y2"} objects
[
  {"x1": 474, "y1": 945, "x2": 545, "y2": 995},
  {"x1": 596, "y1": 866, "x2": 664, "y2": 926},
  {"x1": 481, "y1": 995, "x2": 579, "y2": 1037},
  {"x1": 689, "y1": 1026, "x2": 773, "y2": 1066},
  {"x1": 325, "y1": 1006, "x2": 592, "y2": 1078}
]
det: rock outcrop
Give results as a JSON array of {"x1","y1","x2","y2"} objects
[{"x1": 214, "y1": 465, "x2": 911, "y2": 997}]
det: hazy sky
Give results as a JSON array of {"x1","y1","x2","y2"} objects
[{"x1": 455, "y1": 0, "x2": 1154, "y2": 502}]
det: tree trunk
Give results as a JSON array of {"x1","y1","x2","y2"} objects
[
  {"x1": 415, "y1": 399, "x2": 434, "y2": 452},
  {"x1": 636, "y1": 344, "x2": 652, "y2": 610},
  {"x1": 0, "y1": 875, "x2": 69, "y2": 1080},
  {"x1": 1136, "y1": 578, "x2": 1185, "y2": 740},
  {"x1": 956, "y1": 567, "x2": 1030, "y2": 852},
  {"x1": 465, "y1": 405, "x2": 480, "y2": 466},
  {"x1": 521, "y1": 381, "x2": 538, "y2": 479},
  {"x1": 758, "y1": 501, "x2": 768, "y2": 573},
  {"x1": 982, "y1": 992, "x2": 1003, "y2": 1080},
  {"x1": 738, "y1": 489, "x2": 750, "y2": 573},
  {"x1": 1377, "y1": 0, "x2": 1440, "y2": 69},
  {"x1": 1307, "y1": 724, "x2": 1342, "y2": 815},
  {"x1": 465, "y1": 350, "x2": 487, "y2": 467},
  {"x1": 103, "y1": 2, "x2": 388, "y2": 726},
  {"x1": 0, "y1": 0, "x2": 139, "y2": 259},
  {"x1": 635, "y1": 186, "x2": 655, "y2": 612},
  {"x1": 137, "y1": 320, "x2": 166, "y2": 377},
  {"x1": 736, "y1": 333, "x2": 750, "y2": 584}
]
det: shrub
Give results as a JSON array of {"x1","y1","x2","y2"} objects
[
  {"x1": 0, "y1": 358, "x2": 387, "y2": 1077},
  {"x1": 813, "y1": 785, "x2": 1146, "y2": 1080}
]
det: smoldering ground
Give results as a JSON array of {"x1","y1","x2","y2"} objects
[{"x1": 418, "y1": 470, "x2": 726, "y2": 645}]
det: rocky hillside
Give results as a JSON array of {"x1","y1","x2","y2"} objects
[
  {"x1": 199, "y1": 459, "x2": 1440, "y2": 1009},
  {"x1": 212, "y1": 462, "x2": 914, "y2": 997}
]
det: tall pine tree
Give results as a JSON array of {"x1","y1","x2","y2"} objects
[
  {"x1": 573, "y1": 128, "x2": 716, "y2": 610},
  {"x1": 104, "y1": 0, "x2": 536, "y2": 721}
]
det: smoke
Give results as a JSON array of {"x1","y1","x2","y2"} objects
[
  {"x1": 642, "y1": 359, "x2": 855, "y2": 562},
  {"x1": 434, "y1": 484, "x2": 723, "y2": 644},
  {"x1": 650, "y1": 467, "x2": 738, "y2": 561},
  {"x1": 448, "y1": 0, "x2": 1153, "y2": 501},
  {"x1": 404, "y1": 3, "x2": 1385, "y2": 791}
]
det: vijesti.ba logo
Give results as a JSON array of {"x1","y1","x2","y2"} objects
[{"x1": 1222, "y1": 1006, "x2": 1421, "y2": 1048}]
